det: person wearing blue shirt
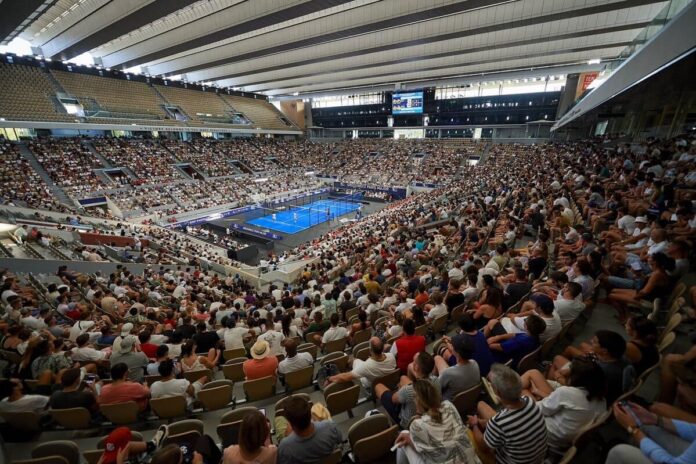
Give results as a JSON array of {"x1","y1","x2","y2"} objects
[
  {"x1": 608, "y1": 401, "x2": 696, "y2": 464},
  {"x1": 489, "y1": 314, "x2": 545, "y2": 369}
]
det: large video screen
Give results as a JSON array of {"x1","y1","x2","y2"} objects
[{"x1": 392, "y1": 91, "x2": 423, "y2": 114}]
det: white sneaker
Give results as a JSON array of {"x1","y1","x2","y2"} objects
[{"x1": 151, "y1": 424, "x2": 169, "y2": 449}]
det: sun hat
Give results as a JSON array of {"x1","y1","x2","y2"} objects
[{"x1": 250, "y1": 340, "x2": 270, "y2": 360}]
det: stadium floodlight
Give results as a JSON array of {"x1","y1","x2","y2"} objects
[
  {"x1": 254, "y1": 178, "x2": 268, "y2": 182},
  {"x1": 588, "y1": 58, "x2": 601, "y2": 65}
]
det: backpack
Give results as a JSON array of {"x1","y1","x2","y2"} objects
[{"x1": 315, "y1": 362, "x2": 340, "y2": 390}]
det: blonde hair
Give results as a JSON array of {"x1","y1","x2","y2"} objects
[{"x1": 413, "y1": 379, "x2": 442, "y2": 423}]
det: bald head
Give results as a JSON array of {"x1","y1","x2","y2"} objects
[{"x1": 369, "y1": 336, "x2": 384, "y2": 357}]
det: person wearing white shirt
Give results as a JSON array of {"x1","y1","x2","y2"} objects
[
  {"x1": 554, "y1": 282, "x2": 585, "y2": 324},
  {"x1": 257, "y1": 325, "x2": 285, "y2": 356},
  {"x1": 71, "y1": 333, "x2": 108, "y2": 362},
  {"x1": 222, "y1": 318, "x2": 253, "y2": 351},
  {"x1": 19, "y1": 308, "x2": 47, "y2": 331},
  {"x1": 327, "y1": 337, "x2": 396, "y2": 389},
  {"x1": 150, "y1": 359, "x2": 205, "y2": 409},
  {"x1": 520, "y1": 358, "x2": 606, "y2": 454},
  {"x1": 278, "y1": 339, "x2": 313, "y2": 376},
  {"x1": 321, "y1": 314, "x2": 348, "y2": 345},
  {"x1": 172, "y1": 284, "x2": 187, "y2": 299}
]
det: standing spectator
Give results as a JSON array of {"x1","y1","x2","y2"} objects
[
  {"x1": 277, "y1": 396, "x2": 342, "y2": 464},
  {"x1": 470, "y1": 364, "x2": 548, "y2": 464}
]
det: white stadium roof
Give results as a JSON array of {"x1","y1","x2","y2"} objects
[{"x1": 0, "y1": 0, "x2": 676, "y2": 98}]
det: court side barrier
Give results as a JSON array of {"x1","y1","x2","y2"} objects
[{"x1": 0, "y1": 257, "x2": 147, "y2": 276}]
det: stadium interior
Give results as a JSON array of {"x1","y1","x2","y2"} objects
[{"x1": 0, "y1": 1, "x2": 695, "y2": 463}]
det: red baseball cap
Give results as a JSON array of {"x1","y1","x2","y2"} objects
[{"x1": 102, "y1": 427, "x2": 132, "y2": 464}]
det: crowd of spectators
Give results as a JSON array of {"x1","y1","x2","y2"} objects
[
  {"x1": 28, "y1": 137, "x2": 106, "y2": 199},
  {"x1": 0, "y1": 132, "x2": 695, "y2": 464},
  {"x1": 0, "y1": 141, "x2": 72, "y2": 213}
]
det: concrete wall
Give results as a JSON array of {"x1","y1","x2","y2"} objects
[{"x1": 0, "y1": 258, "x2": 147, "y2": 275}]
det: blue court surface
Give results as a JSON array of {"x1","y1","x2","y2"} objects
[{"x1": 247, "y1": 199, "x2": 361, "y2": 234}]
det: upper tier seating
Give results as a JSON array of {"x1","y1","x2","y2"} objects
[
  {"x1": 0, "y1": 64, "x2": 73, "y2": 123},
  {"x1": 51, "y1": 71, "x2": 169, "y2": 121},
  {"x1": 154, "y1": 85, "x2": 243, "y2": 125},
  {"x1": 221, "y1": 94, "x2": 294, "y2": 130}
]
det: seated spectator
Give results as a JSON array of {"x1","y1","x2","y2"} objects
[
  {"x1": 624, "y1": 316, "x2": 660, "y2": 378},
  {"x1": 147, "y1": 344, "x2": 180, "y2": 376},
  {"x1": 151, "y1": 359, "x2": 205, "y2": 409},
  {"x1": 243, "y1": 340, "x2": 279, "y2": 380},
  {"x1": 277, "y1": 396, "x2": 342, "y2": 464},
  {"x1": 257, "y1": 316, "x2": 285, "y2": 356},
  {"x1": 549, "y1": 330, "x2": 627, "y2": 404},
  {"x1": 553, "y1": 282, "x2": 585, "y2": 324},
  {"x1": 223, "y1": 409, "x2": 277, "y2": 464},
  {"x1": 110, "y1": 335, "x2": 149, "y2": 383},
  {"x1": 607, "y1": 401, "x2": 696, "y2": 464},
  {"x1": 49, "y1": 367, "x2": 98, "y2": 415},
  {"x1": 320, "y1": 313, "x2": 348, "y2": 348},
  {"x1": 0, "y1": 378, "x2": 49, "y2": 413},
  {"x1": 607, "y1": 252, "x2": 674, "y2": 322},
  {"x1": 521, "y1": 358, "x2": 607, "y2": 453},
  {"x1": 425, "y1": 291, "x2": 448, "y2": 321},
  {"x1": 278, "y1": 338, "x2": 313, "y2": 376},
  {"x1": 394, "y1": 378, "x2": 480, "y2": 463},
  {"x1": 138, "y1": 331, "x2": 159, "y2": 359},
  {"x1": 179, "y1": 340, "x2": 219, "y2": 373},
  {"x1": 433, "y1": 333, "x2": 480, "y2": 401},
  {"x1": 438, "y1": 313, "x2": 494, "y2": 377},
  {"x1": 99, "y1": 425, "x2": 170, "y2": 464},
  {"x1": 29, "y1": 338, "x2": 73, "y2": 384},
  {"x1": 99, "y1": 362, "x2": 150, "y2": 412},
  {"x1": 485, "y1": 293, "x2": 561, "y2": 343},
  {"x1": 328, "y1": 336, "x2": 396, "y2": 389},
  {"x1": 488, "y1": 314, "x2": 546, "y2": 368},
  {"x1": 391, "y1": 318, "x2": 426, "y2": 374},
  {"x1": 193, "y1": 321, "x2": 220, "y2": 354},
  {"x1": 222, "y1": 316, "x2": 253, "y2": 351},
  {"x1": 502, "y1": 268, "x2": 532, "y2": 310},
  {"x1": 71, "y1": 333, "x2": 109, "y2": 363},
  {"x1": 375, "y1": 351, "x2": 435, "y2": 428},
  {"x1": 470, "y1": 363, "x2": 548, "y2": 464},
  {"x1": 306, "y1": 312, "x2": 330, "y2": 338}
]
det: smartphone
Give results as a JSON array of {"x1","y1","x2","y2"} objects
[
  {"x1": 84, "y1": 374, "x2": 97, "y2": 384},
  {"x1": 620, "y1": 401, "x2": 642, "y2": 427}
]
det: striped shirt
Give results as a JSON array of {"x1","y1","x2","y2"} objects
[{"x1": 484, "y1": 396, "x2": 548, "y2": 464}]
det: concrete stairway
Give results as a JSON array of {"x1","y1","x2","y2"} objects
[{"x1": 83, "y1": 141, "x2": 113, "y2": 168}]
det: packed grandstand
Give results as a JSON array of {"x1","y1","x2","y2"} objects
[
  {"x1": 1, "y1": 1, "x2": 695, "y2": 464},
  {"x1": 1, "y1": 130, "x2": 695, "y2": 464}
]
